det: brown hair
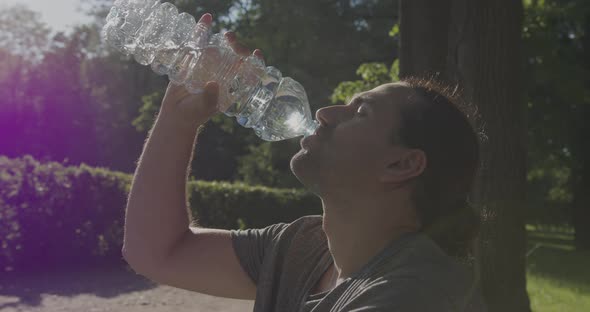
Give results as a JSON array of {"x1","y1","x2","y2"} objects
[{"x1": 396, "y1": 77, "x2": 482, "y2": 259}]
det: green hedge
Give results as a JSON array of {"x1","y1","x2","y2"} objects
[
  {"x1": 0, "y1": 156, "x2": 131, "y2": 273},
  {"x1": 0, "y1": 155, "x2": 321, "y2": 274},
  {"x1": 188, "y1": 181, "x2": 322, "y2": 229}
]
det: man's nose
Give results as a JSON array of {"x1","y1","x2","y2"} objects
[{"x1": 315, "y1": 105, "x2": 346, "y2": 127}]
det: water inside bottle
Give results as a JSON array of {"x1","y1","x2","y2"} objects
[{"x1": 103, "y1": 0, "x2": 320, "y2": 141}]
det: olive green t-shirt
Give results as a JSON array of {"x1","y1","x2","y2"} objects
[{"x1": 230, "y1": 215, "x2": 487, "y2": 312}]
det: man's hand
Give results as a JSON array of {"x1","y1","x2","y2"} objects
[{"x1": 158, "y1": 13, "x2": 264, "y2": 132}]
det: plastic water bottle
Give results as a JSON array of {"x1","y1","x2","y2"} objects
[{"x1": 102, "y1": 0, "x2": 319, "y2": 141}]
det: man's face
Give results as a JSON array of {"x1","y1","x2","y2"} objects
[{"x1": 290, "y1": 82, "x2": 414, "y2": 195}]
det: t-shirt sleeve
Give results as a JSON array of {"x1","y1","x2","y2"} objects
[{"x1": 229, "y1": 222, "x2": 288, "y2": 285}]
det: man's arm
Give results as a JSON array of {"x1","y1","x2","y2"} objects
[
  {"x1": 122, "y1": 80, "x2": 257, "y2": 299},
  {"x1": 122, "y1": 19, "x2": 264, "y2": 299}
]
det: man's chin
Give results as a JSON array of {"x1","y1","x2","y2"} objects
[
  {"x1": 290, "y1": 148, "x2": 320, "y2": 191},
  {"x1": 290, "y1": 148, "x2": 311, "y2": 174}
]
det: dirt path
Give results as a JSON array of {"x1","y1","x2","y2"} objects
[{"x1": 0, "y1": 265, "x2": 254, "y2": 312}]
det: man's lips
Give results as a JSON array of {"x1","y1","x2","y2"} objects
[
  {"x1": 300, "y1": 134, "x2": 316, "y2": 149},
  {"x1": 314, "y1": 126, "x2": 328, "y2": 137},
  {"x1": 300, "y1": 126, "x2": 327, "y2": 149}
]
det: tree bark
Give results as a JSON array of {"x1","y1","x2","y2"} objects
[
  {"x1": 398, "y1": 0, "x2": 451, "y2": 78},
  {"x1": 572, "y1": 10, "x2": 590, "y2": 251},
  {"x1": 400, "y1": 0, "x2": 530, "y2": 311},
  {"x1": 573, "y1": 163, "x2": 590, "y2": 250},
  {"x1": 448, "y1": 1, "x2": 530, "y2": 311}
]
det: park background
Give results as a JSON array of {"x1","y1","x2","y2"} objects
[{"x1": 0, "y1": 0, "x2": 589, "y2": 311}]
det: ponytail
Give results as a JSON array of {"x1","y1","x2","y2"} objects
[
  {"x1": 421, "y1": 199, "x2": 480, "y2": 259},
  {"x1": 398, "y1": 76, "x2": 482, "y2": 260}
]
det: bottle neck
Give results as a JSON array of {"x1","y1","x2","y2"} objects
[{"x1": 303, "y1": 119, "x2": 320, "y2": 137}]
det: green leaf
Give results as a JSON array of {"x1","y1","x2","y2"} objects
[
  {"x1": 389, "y1": 24, "x2": 400, "y2": 37},
  {"x1": 390, "y1": 59, "x2": 400, "y2": 82},
  {"x1": 132, "y1": 91, "x2": 163, "y2": 133}
]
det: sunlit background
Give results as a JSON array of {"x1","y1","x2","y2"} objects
[
  {"x1": 0, "y1": 0, "x2": 589, "y2": 311},
  {"x1": 1, "y1": 0, "x2": 92, "y2": 32}
]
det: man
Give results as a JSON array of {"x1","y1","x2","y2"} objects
[{"x1": 122, "y1": 13, "x2": 487, "y2": 312}]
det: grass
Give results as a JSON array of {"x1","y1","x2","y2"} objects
[{"x1": 526, "y1": 225, "x2": 590, "y2": 312}]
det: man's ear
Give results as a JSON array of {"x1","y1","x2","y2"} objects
[{"x1": 380, "y1": 149, "x2": 427, "y2": 185}]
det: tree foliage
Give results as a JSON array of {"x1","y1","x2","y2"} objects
[
  {"x1": 523, "y1": 0, "x2": 590, "y2": 247},
  {"x1": 331, "y1": 59, "x2": 399, "y2": 103},
  {"x1": 0, "y1": 5, "x2": 166, "y2": 172},
  {"x1": 0, "y1": 4, "x2": 50, "y2": 61}
]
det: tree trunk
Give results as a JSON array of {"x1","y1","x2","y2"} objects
[
  {"x1": 572, "y1": 10, "x2": 590, "y2": 251},
  {"x1": 572, "y1": 95, "x2": 590, "y2": 251},
  {"x1": 398, "y1": 0, "x2": 451, "y2": 78},
  {"x1": 448, "y1": 1, "x2": 530, "y2": 311},
  {"x1": 573, "y1": 162, "x2": 590, "y2": 250},
  {"x1": 399, "y1": 0, "x2": 530, "y2": 311}
]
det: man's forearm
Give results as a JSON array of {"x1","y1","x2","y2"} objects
[{"x1": 122, "y1": 114, "x2": 201, "y2": 267}]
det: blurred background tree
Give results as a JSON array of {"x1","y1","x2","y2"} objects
[{"x1": 522, "y1": 0, "x2": 590, "y2": 250}]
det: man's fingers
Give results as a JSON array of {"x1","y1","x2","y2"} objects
[
  {"x1": 198, "y1": 13, "x2": 213, "y2": 25},
  {"x1": 224, "y1": 31, "x2": 265, "y2": 61},
  {"x1": 166, "y1": 81, "x2": 188, "y2": 98},
  {"x1": 198, "y1": 16, "x2": 262, "y2": 61},
  {"x1": 253, "y1": 49, "x2": 264, "y2": 61},
  {"x1": 224, "y1": 31, "x2": 251, "y2": 56}
]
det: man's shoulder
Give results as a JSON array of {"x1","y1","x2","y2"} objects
[
  {"x1": 278, "y1": 214, "x2": 324, "y2": 237},
  {"x1": 250, "y1": 214, "x2": 324, "y2": 249},
  {"x1": 381, "y1": 233, "x2": 470, "y2": 279},
  {"x1": 345, "y1": 234, "x2": 486, "y2": 311},
  {"x1": 283, "y1": 214, "x2": 325, "y2": 242},
  {"x1": 401, "y1": 235, "x2": 478, "y2": 289},
  {"x1": 342, "y1": 274, "x2": 485, "y2": 311},
  {"x1": 290, "y1": 214, "x2": 323, "y2": 226},
  {"x1": 340, "y1": 276, "x2": 450, "y2": 311}
]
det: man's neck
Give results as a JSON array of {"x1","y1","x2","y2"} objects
[{"x1": 320, "y1": 194, "x2": 418, "y2": 279}]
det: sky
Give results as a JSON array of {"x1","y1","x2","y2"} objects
[{"x1": 0, "y1": 0, "x2": 94, "y2": 32}]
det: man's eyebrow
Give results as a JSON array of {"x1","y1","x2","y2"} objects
[
  {"x1": 347, "y1": 94, "x2": 373, "y2": 106},
  {"x1": 345, "y1": 94, "x2": 358, "y2": 105}
]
